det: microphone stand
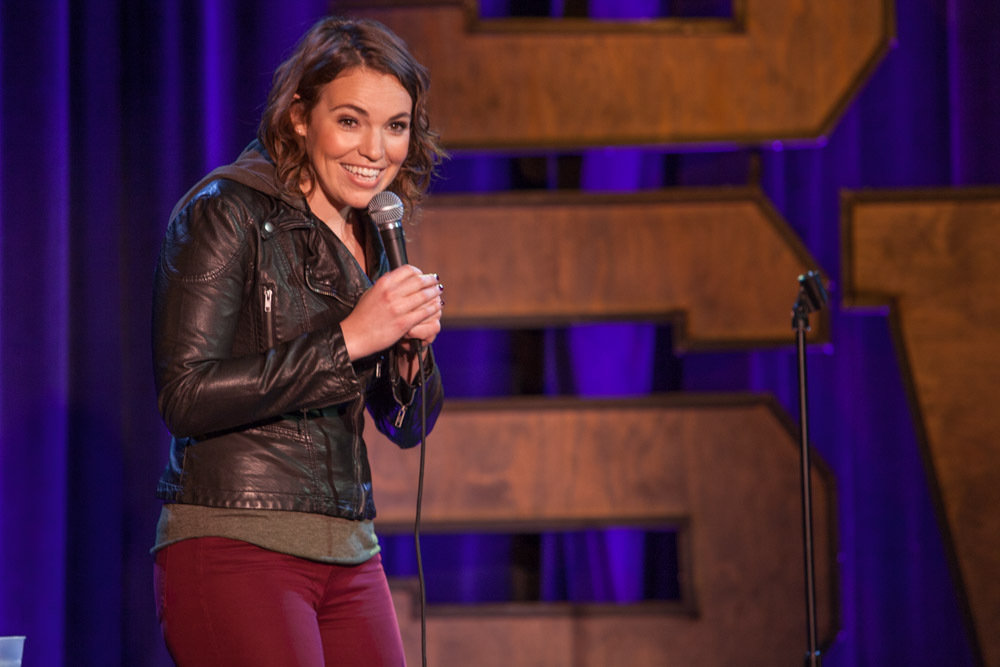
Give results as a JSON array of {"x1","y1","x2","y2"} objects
[{"x1": 792, "y1": 270, "x2": 827, "y2": 667}]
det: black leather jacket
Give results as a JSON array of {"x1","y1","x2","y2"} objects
[{"x1": 153, "y1": 141, "x2": 443, "y2": 520}]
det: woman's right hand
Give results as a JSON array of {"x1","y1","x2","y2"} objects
[{"x1": 340, "y1": 265, "x2": 443, "y2": 360}]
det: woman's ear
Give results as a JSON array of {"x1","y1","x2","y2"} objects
[{"x1": 290, "y1": 96, "x2": 307, "y2": 137}]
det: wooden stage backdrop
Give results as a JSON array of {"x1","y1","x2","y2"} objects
[{"x1": 337, "y1": 1, "x2": 996, "y2": 666}]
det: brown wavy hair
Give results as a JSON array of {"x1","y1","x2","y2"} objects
[{"x1": 258, "y1": 16, "x2": 446, "y2": 219}]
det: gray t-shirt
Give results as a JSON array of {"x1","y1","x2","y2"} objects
[{"x1": 152, "y1": 503, "x2": 380, "y2": 565}]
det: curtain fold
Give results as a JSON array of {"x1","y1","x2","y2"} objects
[{"x1": 1, "y1": 3, "x2": 74, "y2": 667}]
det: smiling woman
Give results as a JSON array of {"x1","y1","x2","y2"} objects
[{"x1": 149, "y1": 16, "x2": 447, "y2": 667}]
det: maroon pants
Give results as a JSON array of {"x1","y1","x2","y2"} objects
[{"x1": 154, "y1": 537, "x2": 405, "y2": 666}]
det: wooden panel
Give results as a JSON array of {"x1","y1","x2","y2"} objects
[
  {"x1": 406, "y1": 188, "x2": 824, "y2": 346},
  {"x1": 843, "y1": 188, "x2": 1000, "y2": 667},
  {"x1": 368, "y1": 396, "x2": 838, "y2": 666},
  {"x1": 333, "y1": 0, "x2": 894, "y2": 148}
]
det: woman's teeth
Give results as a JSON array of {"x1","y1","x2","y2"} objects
[{"x1": 344, "y1": 165, "x2": 380, "y2": 181}]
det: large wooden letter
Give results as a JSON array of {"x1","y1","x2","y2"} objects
[
  {"x1": 337, "y1": 0, "x2": 894, "y2": 148},
  {"x1": 843, "y1": 188, "x2": 1000, "y2": 667}
]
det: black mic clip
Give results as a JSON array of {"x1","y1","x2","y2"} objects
[{"x1": 792, "y1": 270, "x2": 828, "y2": 329}]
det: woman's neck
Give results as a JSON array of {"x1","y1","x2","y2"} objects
[
  {"x1": 304, "y1": 187, "x2": 351, "y2": 238},
  {"x1": 305, "y1": 189, "x2": 367, "y2": 272}
]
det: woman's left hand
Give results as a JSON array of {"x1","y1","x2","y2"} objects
[{"x1": 395, "y1": 270, "x2": 443, "y2": 382}]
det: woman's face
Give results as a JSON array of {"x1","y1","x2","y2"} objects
[{"x1": 294, "y1": 67, "x2": 412, "y2": 216}]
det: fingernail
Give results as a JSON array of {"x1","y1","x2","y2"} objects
[{"x1": 438, "y1": 283, "x2": 444, "y2": 291}]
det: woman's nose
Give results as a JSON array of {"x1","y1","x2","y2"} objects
[{"x1": 359, "y1": 129, "x2": 384, "y2": 161}]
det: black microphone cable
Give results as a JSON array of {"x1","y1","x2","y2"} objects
[{"x1": 414, "y1": 339, "x2": 429, "y2": 667}]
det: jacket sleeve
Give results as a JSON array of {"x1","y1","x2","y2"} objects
[
  {"x1": 367, "y1": 347, "x2": 444, "y2": 449},
  {"x1": 153, "y1": 182, "x2": 362, "y2": 438}
]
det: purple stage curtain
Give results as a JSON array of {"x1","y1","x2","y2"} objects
[{"x1": 1, "y1": 1, "x2": 996, "y2": 665}]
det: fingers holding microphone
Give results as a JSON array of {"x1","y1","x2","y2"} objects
[
  {"x1": 341, "y1": 266, "x2": 443, "y2": 359},
  {"x1": 393, "y1": 268, "x2": 442, "y2": 384},
  {"x1": 404, "y1": 270, "x2": 444, "y2": 346},
  {"x1": 361, "y1": 190, "x2": 444, "y2": 352},
  {"x1": 368, "y1": 189, "x2": 444, "y2": 343}
]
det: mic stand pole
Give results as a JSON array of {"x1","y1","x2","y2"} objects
[{"x1": 792, "y1": 270, "x2": 827, "y2": 667}]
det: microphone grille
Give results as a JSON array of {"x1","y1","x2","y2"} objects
[{"x1": 367, "y1": 191, "x2": 404, "y2": 227}]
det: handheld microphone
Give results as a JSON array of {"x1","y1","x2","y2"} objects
[{"x1": 368, "y1": 191, "x2": 408, "y2": 269}]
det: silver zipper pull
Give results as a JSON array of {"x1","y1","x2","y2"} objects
[
  {"x1": 394, "y1": 405, "x2": 407, "y2": 428},
  {"x1": 264, "y1": 288, "x2": 273, "y2": 312}
]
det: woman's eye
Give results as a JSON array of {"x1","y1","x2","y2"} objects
[
  {"x1": 389, "y1": 121, "x2": 409, "y2": 133},
  {"x1": 338, "y1": 116, "x2": 358, "y2": 128}
]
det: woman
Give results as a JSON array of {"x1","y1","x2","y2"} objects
[{"x1": 151, "y1": 16, "x2": 446, "y2": 666}]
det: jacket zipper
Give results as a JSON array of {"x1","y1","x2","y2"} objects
[
  {"x1": 394, "y1": 404, "x2": 408, "y2": 428},
  {"x1": 263, "y1": 286, "x2": 275, "y2": 349}
]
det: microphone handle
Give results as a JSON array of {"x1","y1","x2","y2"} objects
[{"x1": 378, "y1": 220, "x2": 408, "y2": 269}]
